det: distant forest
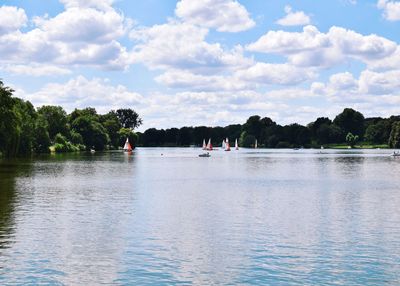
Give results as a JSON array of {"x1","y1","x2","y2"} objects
[
  {"x1": 1, "y1": 80, "x2": 400, "y2": 157},
  {"x1": 137, "y1": 111, "x2": 400, "y2": 149}
]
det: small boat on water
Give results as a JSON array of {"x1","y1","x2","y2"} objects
[
  {"x1": 202, "y1": 139, "x2": 207, "y2": 150},
  {"x1": 222, "y1": 140, "x2": 226, "y2": 149},
  {"x1": 255, "y1": 139, "x2": 258, "y2": 149},
  {"x1": 123, "y1": 138, "x2": 133, "y2": 152},
  {"x1": 225, "y1": 138, "x2": 231, "y2": 151},
  {"x1": 206, "y1": 138, "x2": 213, "y2": 151},
  {"x1": 391, "y1": 151, "x2": 400, "y2": 157},
  {"x1": 199, "y1": 152, "x2": 211, "y2": 157},
  {"x1": 235, "y1": 138, "x2": 239, "y2": 150}
]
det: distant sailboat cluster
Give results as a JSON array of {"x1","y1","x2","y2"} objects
[{"x1": 202, "y1": 138, "x2": 239, "y2": 151}]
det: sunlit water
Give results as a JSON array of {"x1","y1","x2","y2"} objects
[{"x1": 1, "y1": 148, "x2": 400, "y2": 285}]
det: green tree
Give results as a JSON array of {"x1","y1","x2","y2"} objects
[
  {"x1": 33, "y1": 115, "x2": 51, "y2": 153},
  {"x1": 69, "y1": 107, "x2": 98, "y2": 123},
  {"x1": 100, "y1": 112, "x2": 122, "y2": 149},
  {"x1": 71, "y1": 116, "x2": 109, "y2": 150},
  {"x1": 0, "y1": 81, "x2": 20, "y2": 157},
  {"x1": 333, "y1": 108, "x2": 365, "y2": 137},
  {"x1": 210, "y1": 126, "x2": 225, "y2": 145},
  {"x1": 116, "y1": 108, "x2": 142, "y2": 129},
  {"x1": 309, "y1": 117, "x2": 332, "y2": 136},
  {"x1": 177, "y1": 127, "x2": 193, "y2": 146},
  {"x1": 242, "y1": 115, "x2": 263, "y2": 140},
  {"x1": 346, "y1": 132, "x2": 359, "y2": 148},
  {"x1": 69, "y1": 130, "x2": 84, "y2": 145},
  {"x1": 239, "y1": 131, "x2": 256, "y2": 148},
  {"x1": 142, "y1": 128, "x2": 166, "y2": 147},
  {"x1": 193, "y1": 126, "x2": 210, "y2": 146},
  {"x1": 281, "y1": 124, "x2": 311, "y2": 147},
  {"x1": 315, "y1": 124, "x2": 331, "y2": 144},
  {"x1": 164, "y1": 128, "x2": 179, "y2": 146},
  {"x1": 37, "y1": 105, "x2": 68, "y2": 140},
  {"x1": 224, "y1": 124, "x2": 242, "y2": 143},
  {"x1": 389, "y1": 122, "x2": 400, "y2": 148},
  {"x1": 364, "y1": 120, "x2": 391, "y2": 144},
  {"x1": 13, "y1": 98, "x2": 37, "y2": 155}
]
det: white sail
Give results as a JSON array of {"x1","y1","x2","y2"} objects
[
  {"x1": 255, "y1": 139, "x2": 258, "y2": 149},
  {"x1": 225, "y1": 138, "x2": 231, "y2": 151},
  {"x1": 123, "y1": 138, "x2": 132, "y2": 151},
  {"x1": 206, "y1": 138, "x2": 213, "y2": 150},
  {"x1": 235, "y1": 138, "x2": 239, "y2": 150},
  {"x1": 202, "y1": 139, "x2": 206, "y2": 150},
  {"x1": 222, "y1": 140, "x2": 226, "y2": 149}
]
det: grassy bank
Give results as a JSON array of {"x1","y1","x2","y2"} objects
[{"x1": 325, "y1": 143, "x2": 389, "y2": 149}]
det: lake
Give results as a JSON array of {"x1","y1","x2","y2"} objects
[{"x1": 1, "y1": 148, "x2": 400, "y2": 285}]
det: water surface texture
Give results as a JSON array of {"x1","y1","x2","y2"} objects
[{"x1": 1, "y1": 148, "x2": 400, "y2": 285}]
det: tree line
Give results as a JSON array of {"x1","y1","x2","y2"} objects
[
  {"x1": 1, "y1": 79, "x2": 400, "y2": 157},
  {"x1": 0, "y1": 80, "x2": 141, "y2": 157},
  {"x1": 137, "y1": 109, "x2": 400, "y2": 149}
]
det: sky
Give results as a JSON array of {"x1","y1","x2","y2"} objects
[{"x1": 1, "y1": 0, "x2": 400, "y2": 131}]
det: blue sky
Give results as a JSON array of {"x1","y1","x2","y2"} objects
[{"x1": 1, "y1": 0, "x2": 400, "y2": 130}]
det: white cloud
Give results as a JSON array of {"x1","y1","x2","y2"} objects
[
  {"x1": 276, "y1": 5, "x2": 311, "y2": 27},
  {"x1": 155, "y1": 61, "x2": 316, "y2": 92},
  {"x1": 246, "y1": 25, "x2": 397, "y2": 68},
  {"x1": 311, "y1": 69, "x2": 400, "y2": 103},
  {"x1": 368, "y1": 46, "x2": 400, "y2": 70},
  {"x1": 234, "y1": 62, "x2": 316, "y2": 85},
  {"x1": 0, "y1": 6, "x2": 28, "y2": 35},
  {"x1": 1, "y1": 64, "x2": 72, "y2": 76},
  {"x1": 358, "y1": 69, "x2": 400, "y2": 95},
  {"x1": 155, "y1": 70, "x2": 252, "y2": 92},
  {"x1": 130, "y1": 21, "x2": 252, "y2": 73},
  {"x1": 175, "y1": 0, "x2": 255, "y2": 32},
  {"x1": 265, "y1": 87, "x2": 319, "y2": 99},
  {"x1": 19, "y1": 76, "x2": 143, "y2": 113},
  {"x1": 328, "y1": 72, "x2": 358, "y2": 91},
  {"x1": 33, "y1": 7, "x2": 126, "y2": 43},
  {"x1": 0, "y1": 3, "x2": 131, "y2": 70},
  {"x1": 247, "y1": 25, "x2": 330, "y2": 55},
  {"x1": 59, "y1": 0, "x2": 115, "y2": 11},
  {"x1": 377, "y1": 0, "x2": 400, "y2": 21},
  {"x1": 139, "y1": 90, "x2": 291, "y2": 129}
]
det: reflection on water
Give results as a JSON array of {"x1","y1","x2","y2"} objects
[
  {"x1": 0, "y1": 163, "x2": 17, "y2": 251},
  {"x1": 0, "y1": 159, "x2": 33, "y2": 252},
  {"x1": 0, "y1": 149, "x2": 400, "y2": 285}
]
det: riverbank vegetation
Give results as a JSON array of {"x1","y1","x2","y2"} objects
[
  {"x1": 1, "y1": 80, "x2": 400, "y2": 157},
  {"x1": 0, "y1": 80, "x2": 141, "y2": 157},
  {"x1": 137, "y1": 109, "x2": 400, "y2": 149}
]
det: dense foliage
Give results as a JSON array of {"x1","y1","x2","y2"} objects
[{"x1": 0, "y1": 81, "x2": 141, "y2": 157}]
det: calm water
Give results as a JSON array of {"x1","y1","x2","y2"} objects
[{"x1": 1, "y1": 148, "x2": 400, "y2": 285}]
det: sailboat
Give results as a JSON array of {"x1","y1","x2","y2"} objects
[
  {"x1": 206, "y1": 138, "x2": 213, "y2": 151},
  {"x1": 225, "y1": 138, "x2": 231, "y2": 151},
  {"x1": 255, "y1": 139, "x2": 258, "y2": 149},
  {"x1": 123, "y1": 138, "x2": 133, "y2": 152},
  {"x1": 235, "y1": 138, "x2": 239, "y2": 150},
  {"x1": 202, "y1": 139, "x2": 206, "y2": 150},
  {"x1": 222, "y1": 139, "x2": 226, "y2": 149}
]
